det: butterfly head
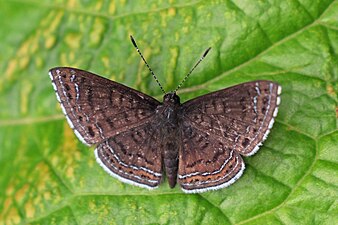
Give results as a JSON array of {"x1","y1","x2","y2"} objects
[{"x1": 163, "y1": 92, "x2": 181, "y2": 105}]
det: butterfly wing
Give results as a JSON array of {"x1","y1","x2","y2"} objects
[
  {"x1": 49, "y1": 67, "x2": 161, "y2": 146},
  {"x1": 178, "y1": 81, "x2": 281, "y2": 193},
  {"x1": 50, "y1": 67, "x2": 163, "y2": 188},
  {"x1": 178, "y1": 121, "x2": 245, "y2": 193},
  {"x1": 95, "y1": 120, "x2": 163, "y2": 189}
]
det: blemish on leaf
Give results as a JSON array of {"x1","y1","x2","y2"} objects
[
  {"x1": 4, "y1": 59, "x2": 16, "y2": 80},
  {"x1": 4, "y1": 198, "x2": 13, "y2": 213},
  {"x1": 35, "y1": 163, "x2": 49, "y2": 192},
  {"x1": 166, "y1": 47, "x2": 178, "y2": 87},
  {"x1": 20, "y1": 81, "x2": 33, "y2": 115},
  {"x1": 5, "y1": 184, "x2": 15, "y2": 196},
  {"x1": 60, "y1": 51, "x2": 75, "y2": 65},
  {"x1": 90, "y1": 18, "x2": 106, "y2": 47},
  {"x1": 66, "y1": 0, "x2": 76, "y2": 8},
  {"x1": 19, "y1": 56, "x2": 29, "y2": 69},
  {"x1": 4, "y1": 207, "x2": 21, "y2": 224},
  {"x1": 45, "y1": 35, "x2": 56, "y2": 49},
  {"x1": 15, "y1": 184, "x2": 29, "y2": 204},
  {"x1": 30, "y1": 37, "x2": 39, "y2": 54},
  {"x1": 66, "y1": 166, "x2": 74, "y2": 179},
  {"x1": 18, "y1": 38, "x2": 30, "y2": 56},
  {"x1": 89, "y1": 200, "x2": 96, "y2": 210},
  {"x1": 184, "y1": 15, "x2": 192, "y2": 24},
  {"x1": 65, "y1": 32, "x2": 81, "y2": 49},
  {"x1": 109, "y1": 1, "x2": 116, "y2": 14},
  {"x1": 326, "y1": 84, "x2": 336, "y2": 97},
  {"x1": 95, "y1": 1, "x2": 103, "y2": 10},
  {"x1": 168, "y1": 7, "x2": 176, "y2": 16},
  {"x1": 63, "y1": 122, "x2": 77, "y2": 150},
  {"x1": 69, "y1": 51, "x2": 75, "y2": 62},
  {"x1": 43, "y1": 191, "x2": 51, "y2": 200},
  {"x1": 24, "y1": 200, "x2": 35, "y2": 218},
  {"x1": 50, "y1": 153, "x2": 60, "y2": 166},
  {"x1": 101, "y1": 56, "x2": 110, "y2": 69},
  {"x1": 160, "y1": 13, "x2": 168, "y2": 27},
  {"x1": 61, "y1": 52, "x2": 67, "y2": 65}
]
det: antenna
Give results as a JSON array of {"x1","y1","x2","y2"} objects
[
  {"x1": 174, "y1": 47, "x2": 211, "y2": 93},
  {"x1": 130, "y1": 35, "x2": 166, "y2": 94}
]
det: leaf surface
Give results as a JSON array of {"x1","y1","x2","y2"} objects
[{"x1": 0, "y1": 1, "x2": 337, "y2": 224}]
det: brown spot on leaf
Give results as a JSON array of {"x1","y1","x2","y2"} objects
[{"x1": 326, "y1": 84, "x2": 335, "y2": 96}]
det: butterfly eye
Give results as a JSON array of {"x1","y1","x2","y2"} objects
[
  {"x1": 163, "y1": 94, "x2": 170, "y2": 102},
  {"x1": 173, "y1": 94, "x2": 180, "y2": 103},
  {"x1": 163, "y1": 93, "x2": 179, "y2": 104}
]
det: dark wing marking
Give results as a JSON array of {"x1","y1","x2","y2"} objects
[{"x1": 49, "y1": 67, "x2": 160, "y2": 146}]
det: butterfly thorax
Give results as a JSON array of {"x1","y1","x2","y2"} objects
[
  {"x1": 160, "y1": 92, "x2": 181, "y2": 123},
  {"x1": 155, "y1": 92, "x2": 181, "y2": 188}
]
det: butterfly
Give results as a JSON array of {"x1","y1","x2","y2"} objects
[{"x1": 49, "y1": 36, "x2": 281, "y2": 193}]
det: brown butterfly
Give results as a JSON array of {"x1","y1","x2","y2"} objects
[{"x1": 49, "y1": 36, "x2": 281, "y2": 193}]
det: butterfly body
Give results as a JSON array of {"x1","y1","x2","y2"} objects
[
  {"x1": 49, "y1": 67, "x2": 281, "y2": 193},
  {"x1": 156, "y1": 93, "x2": 182, "y2": 188}
]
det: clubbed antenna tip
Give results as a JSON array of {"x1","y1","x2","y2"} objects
[
  {"x1": 203, "y1": 47, "x2": 212, "y2": 57},
  {"x1": 130, "y1": 35, "x2": 137, "y2": 48}
]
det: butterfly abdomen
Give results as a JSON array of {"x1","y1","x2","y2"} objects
[{"x1": 162, "y1": 134, "x2": 179, "y2": 188}]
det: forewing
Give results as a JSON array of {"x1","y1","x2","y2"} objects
[
  {"x1": 49, "y1": 67, "x2": 160, "y2": 146},
  {"x1": 95, "y1": 121, "x2": 163, "y2": 189},
  {"x1": 181, "y1": 81, "x2": 281, "y2": 156}
]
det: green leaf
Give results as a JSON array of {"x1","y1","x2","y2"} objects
[{"x1": 0, "y1": 1, "x2": 337, "y2": 224}]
